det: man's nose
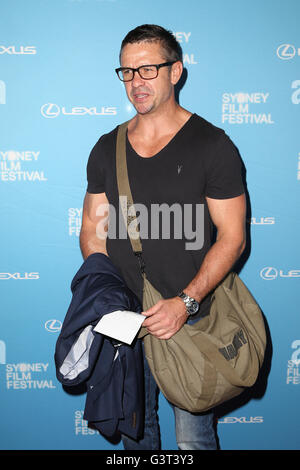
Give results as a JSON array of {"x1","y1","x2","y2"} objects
[{"x1": 131, "y1": 70, "x2": 145, "y2": 87}]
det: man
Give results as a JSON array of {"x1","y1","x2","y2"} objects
[{"x1": 80, "y1": 24, "x2": 246, "y2": 450}]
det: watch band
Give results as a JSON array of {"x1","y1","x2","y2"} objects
[{"x1": 178, "y1": 291, "x2": 199, "y2": 315}]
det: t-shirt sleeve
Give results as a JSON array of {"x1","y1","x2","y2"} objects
[
  {"x1": 86, "y1": 137, "x2": 106, "y2": 194},
  {"x1": 204, "y1": 133, "x2": 245, "y2": 199}
]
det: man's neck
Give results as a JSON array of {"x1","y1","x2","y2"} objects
[{"x1": 128, "y1": 103, "x2": 192, "y2": 140}]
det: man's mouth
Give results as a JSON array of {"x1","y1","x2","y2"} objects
[
  {"x1": 131, "y1": 88, "x2": 151, "y2": 102},
  {"x1": 133, "y1": 93, "x2": 149, "y2": 101}
]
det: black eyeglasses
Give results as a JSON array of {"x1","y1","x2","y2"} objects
[{"x1": 115, "y1": 61, "x2": 176, "y2": 82}]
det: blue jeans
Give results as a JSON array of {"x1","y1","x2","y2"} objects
[{"x1": 121, "y1": 344, "x2": 217, "y2": 450}]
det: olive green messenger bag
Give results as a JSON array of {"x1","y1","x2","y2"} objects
[{"x1": 116, "y1": 121, "x2": 267, "y2": 413}]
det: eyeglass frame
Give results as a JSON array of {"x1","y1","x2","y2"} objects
[{"x1": 115, "y1": 61, "x2": 177, "y2": 82}]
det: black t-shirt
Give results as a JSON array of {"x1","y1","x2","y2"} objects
[{"x1": 86, "y1": 113, "x2": 244, "y2": 318}]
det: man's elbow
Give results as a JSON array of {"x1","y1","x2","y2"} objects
[
  {"x1": 222, "y1": 231, "x2": 246, "y2": 260},
  {"x1": 79, "y1": 227, "x2": 90, "y2": 260},
  {"x1": 217, "y1": 227, "x2": 246, "y2": 257},
  {"x1": 237, "y1": 233, "x2": 246, "y2": 257},
  {"x1": 239, "y1": 240, "x2": 246, "y2": 256},
  {"x1": 79, "y1": 224, "x2": 108, "y2": 260}
]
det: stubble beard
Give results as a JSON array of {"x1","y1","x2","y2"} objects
[{"x1": 134, "y1": 101, "x2": 155, "y2": 115}]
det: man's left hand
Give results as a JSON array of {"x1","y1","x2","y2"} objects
[{"x1": 142, "y1": 297, "x2": 188, "y2": 340}]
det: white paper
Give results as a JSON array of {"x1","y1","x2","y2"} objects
[{"x1": 93, "y1": 310, "x2": 146, "y2": 345}]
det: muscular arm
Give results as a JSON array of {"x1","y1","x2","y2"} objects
[
  {"x1": 183, "y1": 194, "x2": 246, "y2": 302},
  {"x1": 79, "y1": 192, "x2": 109, "y2": 260},
  {"x1": 142, "y1": 193, "x2": 246, "y2": 339}
]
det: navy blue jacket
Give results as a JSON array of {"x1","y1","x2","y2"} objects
[{"x1": 54, "y1": 253, "x2": 144, "y2": 440}]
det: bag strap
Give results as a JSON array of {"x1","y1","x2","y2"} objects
[{"x1": 116, "y1": 121, "x2": 146, "y2": 272}]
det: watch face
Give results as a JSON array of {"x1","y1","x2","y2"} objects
[{"x1": 187, "y1": 301, "x2": 199, "y2": 315}]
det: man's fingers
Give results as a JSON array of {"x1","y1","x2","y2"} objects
[
  {"x1": 142, "y1": 312, "x2": 163, "y2": 328},
  {"x1": 146, "y1": 327, "x2": 175, "y2": 340},
  {"x1": 142, "y1": 300, "x2": 164, "y2": 316}
]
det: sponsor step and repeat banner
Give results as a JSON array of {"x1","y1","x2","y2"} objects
[{"x1": 0, "y1": 0, "x2": 299, "y2": 451}]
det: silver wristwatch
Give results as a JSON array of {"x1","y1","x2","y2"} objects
[{"x1": 178, "y1": 291, "x2": 199, "y2": 315}]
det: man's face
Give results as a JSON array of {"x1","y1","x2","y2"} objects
[{"x1": 120, "y1": 41, "x2": 177, "y2": 115}]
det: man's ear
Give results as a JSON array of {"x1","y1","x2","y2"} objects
[{"x1": 170, "y1": 61, "x2": 183, "y2": 85}]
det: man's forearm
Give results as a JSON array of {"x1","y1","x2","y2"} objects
[{"x1": 183, "y1": 235, "x2": 245, "y2": 303}]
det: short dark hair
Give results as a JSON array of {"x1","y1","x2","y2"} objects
[{"x1": 119, "y1": 24, "x2": 183, "y2": 64}]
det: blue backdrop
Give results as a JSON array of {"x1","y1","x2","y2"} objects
[{"x1": 0, "y1": 0, "x2": 299, "y2": 451}]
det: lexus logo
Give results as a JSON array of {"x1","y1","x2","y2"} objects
[
  {"x1": 276, "y1": 44, "x2": 296, "y2": 60},
  {"x1": 45, "y1": 319, "x2": 62, "y2": 333},
  {"x1": 260, "y1": 267, "x2": 300, "y2": 280},
  {"x1": 40, "y1": 103, "x2": 117, "y2": 118},
  {"x1": 41, "y1": 103, "x2": 60, "y2": 118},
  {"x1": 260, "y1": 267, "x2": 278, "y2": 280},
  {"x1": 0, "y1": 272, "x2": 39, "y2": 280}
]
